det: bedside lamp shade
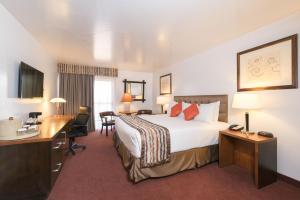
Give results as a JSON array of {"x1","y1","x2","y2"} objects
[
  {"x1": 50, "y1": 98, "x2": 66, "y2": 115},
  {"x1": 121, "y1": 93, "x2": 132, "y2": 103},
  {"x1": 232, "y1": 93, "x2": 262, "y2": 132},
  {"x1": 121, "y1": 93, "x2": 132, "y2": 113},
  {"x1": 156, "y1": 95, "x2": 170, "y2": 113},
  {"x1": 232, "y1": 93, "x2": 262, "y2": 109},
  {"x1": 156, "y1": 95, "x2": 169, "y2": 105}
]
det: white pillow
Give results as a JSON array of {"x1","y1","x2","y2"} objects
[
  {"x1": 212, "y1": 101, "x2": 220, "y2": 122},
  {"x1": 194, "y1": 103, "x2": 215, "y2": 122}
]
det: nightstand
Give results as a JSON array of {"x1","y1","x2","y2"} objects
[{"x1": 219, "y1": 129, "x2": 277, "y2": 189}]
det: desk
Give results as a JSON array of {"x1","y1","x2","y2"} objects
[
  {"x1": 219, "y1": 129, "x2": 277, "y2": 189},
  {"x1": 0, "y1": 116, "x2": 73, "y2": 199}
]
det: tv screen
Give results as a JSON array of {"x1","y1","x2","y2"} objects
[{"x1": 18, "y1": 62, "x2": 44, "y2": 98}]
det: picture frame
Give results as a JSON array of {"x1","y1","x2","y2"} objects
[
  {"x1": 160, "y1": 73, "x2": 172, "y2": 95},
  {"x1": 123, "y1": 79, "x2": 146, "y2": 102},
  {"x1": 237, "y1": 34, "x2": 298, "y2": 91}
]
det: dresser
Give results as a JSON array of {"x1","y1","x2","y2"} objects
[{"x1": 0, "y1": 116, "x2": 73, "y2": 200}]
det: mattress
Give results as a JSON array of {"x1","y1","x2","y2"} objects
[{"x1": 115, "y1": 114, "x2": 229, "y2": 158}]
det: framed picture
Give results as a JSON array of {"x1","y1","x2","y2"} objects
[
  {"x1": 237, "y1": 34, "x2": 298, "y2": 91},
  {"x1": 123, "y1": 79, "x2": 146, "y2": 102},
  {"x1": 160, "y1": 73, "x2": 172, "y2": 95}
]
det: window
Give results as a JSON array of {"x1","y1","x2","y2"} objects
[{"x1": 94, "y1": 77, "x2": 115, "y2": 129}]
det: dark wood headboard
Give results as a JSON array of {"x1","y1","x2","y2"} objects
[{"x1": 174, "y1": 95, "x2": 228, "y2": 122}]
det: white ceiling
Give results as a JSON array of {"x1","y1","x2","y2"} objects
[{"x1": 1, "y1": 0, "x2": 300, "y2": 71}]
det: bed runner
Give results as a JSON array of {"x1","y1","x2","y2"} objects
[{"x1": 119, "y1": 115, "x2": 171, "y2": 168}]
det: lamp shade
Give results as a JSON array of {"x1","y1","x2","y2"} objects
[
  {"x1": 121, "y1": 93, "x2": 132, "y2": 103},
  {"x1": 156, "y1": 95, "x2": 170, "y2": 105},
  {"x1": 232, "y1": 93, "x2": 262, "y2": 109},
  {"x1": 50, "y1": 98, "x2": 66, "y2": 103}
]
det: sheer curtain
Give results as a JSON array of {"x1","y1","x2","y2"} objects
[{"x1": 94, "y1": 76, "x2": 116, "y2": 129}]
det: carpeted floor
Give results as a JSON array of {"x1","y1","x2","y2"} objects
[{"x1": 48, "y1": 131, "x2": 300, "y2": 200}]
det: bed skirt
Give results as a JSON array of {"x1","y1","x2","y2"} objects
[{"x1": 113, "y1": 132, "x2": 219, "y2": 183}]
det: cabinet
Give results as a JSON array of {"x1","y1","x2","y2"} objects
[
  {"x1": 0, "y1": 116, "x2": 72, "y2": 200},
  {"x1": 219, "y1": 129, "x2": 277, "y2": 189}
]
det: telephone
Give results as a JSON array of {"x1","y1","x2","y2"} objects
[
  {"x1": 229, "y1": 124, "x2": 244, "y2": 131},
  {"x1": 257, "y1": 131, "x2": 274, "y2": 138}
]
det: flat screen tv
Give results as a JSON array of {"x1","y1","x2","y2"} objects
[{"x1": 18, "y1": 62, "x2": 44, "y2": 98}]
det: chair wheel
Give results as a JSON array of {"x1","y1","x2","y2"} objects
[{"x1": 66, "y1": 150, "x2": 75, "y2": 156}]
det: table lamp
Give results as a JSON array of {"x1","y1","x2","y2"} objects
[
  {"x1": 121, "y1": 93, "x2": 132, "y2": 113},
  {"x1": 232, "y1": 93, "x2": 262, "y2": 132},
  {"x1": 156, "y1": 95, "x2": 170, "y2": 114},
  {"x1": 50, "y1": 98, "x2": 66, "y2": 115}
]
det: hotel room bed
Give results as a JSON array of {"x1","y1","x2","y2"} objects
[
  {"x1": 116, "y1": 114, "x2": 229, "y2": 158},
  {"x1": 114, "y1": 95, "x2": 228, "y2": 183}
]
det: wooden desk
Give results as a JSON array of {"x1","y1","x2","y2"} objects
[
  {"x1": 0, "y1": 116, "x2": 73, "y2": 147},
  {"x1": 219, "y1": 129, "x2": 277, "y2": 189},
  {"x1": 0, "y1": 116, "x2": 73, "y2": 200}
]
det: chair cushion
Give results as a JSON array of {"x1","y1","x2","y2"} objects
[
  {"x1": 103, "y1": 120, "x2": 115, "y2": 126},
  {"x1": 68, "y1": 128, "x2": 88, "y2": 138}
]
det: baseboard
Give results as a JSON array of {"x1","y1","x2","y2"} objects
[{"x1": 278, "y1": 173, "x2": 300, "y2": 188}]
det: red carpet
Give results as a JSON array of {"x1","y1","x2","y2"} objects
[{"x1": 48, "y1": 132, "x2": 300, "y2": 200}]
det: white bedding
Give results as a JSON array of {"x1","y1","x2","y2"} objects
[{"x1": 115, "y1": 114, "x2": 229, "y2": 158}]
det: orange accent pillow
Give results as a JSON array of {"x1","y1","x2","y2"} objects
[
  {"x1": 170, "y1": 102, "x2": 182, "y2": 117},
  {"x1": 183, "y1": 103, "x2": 199, "y2": 121}
]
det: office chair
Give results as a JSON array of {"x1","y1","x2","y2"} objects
[
  {"x1": 66, "y1": 106, "x2": 90, "y2": 155},
  {"x1": 137, "y1": 109, "x2": 152, "y2": 115},
  {"x1": 99, "y1": 111, "x2": 116, "y2": 136}
]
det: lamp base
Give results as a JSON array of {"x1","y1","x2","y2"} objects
[
  {"x1": 245, "y1": 111, "x2": 249, "y2": 132},
  {"x1": 124, "y1": 103, "x2": 131, "y2": 113},
  {"x1": 56, "y1": 103, "x2": 60, "y2": 115}
]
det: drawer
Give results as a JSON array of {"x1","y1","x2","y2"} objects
[
  {"x1": 51, "y1": 131, "x2": 67, "y2": 149},
  {"x1": 51, "y1": 131, "x2": 67, "y2": 187},
  {"x1": 51, "y1": 148, "x2": 63, "y2": 187},
  {"x1": 51, "y1": 155, "x2": 62, "y2": 186}
]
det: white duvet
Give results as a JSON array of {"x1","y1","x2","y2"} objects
[{"x1": 115, "y1": 114, "x2": 229, "y2": 158}]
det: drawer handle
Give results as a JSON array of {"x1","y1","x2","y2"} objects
[
  {"x1": 60, "y1": 131, "x2": 67, "y2": 145},
  {"x1": 52, "y1": 141, "x2": 63, "y2": 150},
  {"x1": 52, "y1": 163, "x2": 62, "y2": 173}
]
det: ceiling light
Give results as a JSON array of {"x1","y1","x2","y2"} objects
[{"x1": 93, "y1": 31, "x2": 112, "y2": 61}]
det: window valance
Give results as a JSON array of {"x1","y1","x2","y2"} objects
[{"x1": 58, "y1": 63, "x2": 118, "y2": 77}]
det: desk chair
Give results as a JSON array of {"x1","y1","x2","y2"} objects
[
  {"x1": 99, "y1": 111, "x2": 116, "y2": 136},
  {"x1": 66, "y1": 107, "x2": 90, "y2": 155}
]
